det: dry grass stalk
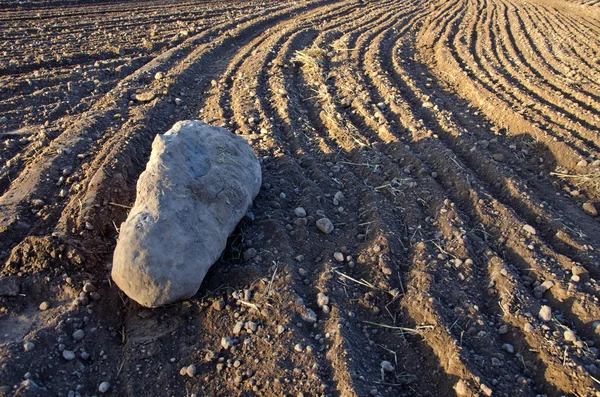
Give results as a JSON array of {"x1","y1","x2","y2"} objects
[{"x1": 550, "y1": 169, "x2": 600, "y2": 195}]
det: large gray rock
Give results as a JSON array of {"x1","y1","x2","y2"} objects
[{"x1": 112, "y1": 120, "x2": 261, "y2": 307}]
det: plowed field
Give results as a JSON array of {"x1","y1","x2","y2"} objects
[{"x1": 1, "y1": 0, "x2": 600, "y2": 396}]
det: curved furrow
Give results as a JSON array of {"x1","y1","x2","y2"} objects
[
  {"x1": 0, "y1": 0, "x2": 324, "y2": 256},
  {"x1": 508, "y1": 1, "x2": 600, "y2": 100},
  {"x1": 200, "y1": 4, "x2": 407, "y2": 393},
  {"x1": 418, "y1": 0, "x2": 598, "y2": 174},
  {"x1": 386, "y1": 5, "x2": 600, "y2": 281},
  {"x1": 224, "y1": 3, "x2": 464, "y2": 388},
  {"x1": 332, "y1": 8, "x2": 600, "y2": 392},
  {"x1": 388, "y1": 21, "x2": 600, "y2": 347},
  {"x1": 466, "y1": 0, "x2": 600, "y2": 157},
  {"x1": 492, "y1": 0, "x2": 600, "y2": 134},
  {"x1": 2, "y1": 1, "x2": 600, "y2": 396},
  {"x1": 486, "y1": 1, "x2": 600, "y2": 153},
  {"x1": 525, "y1": 4, "x2": 600, "y2": 89},
  {"x1": 368, "y1": 13, "x2": 600, "y2": 396},
  {"x1": 330, "y1": 19, "x2": 542, "y2": 395},
  {"x1": 344, "y1": 6, "x2": 600, "y2": 390}
]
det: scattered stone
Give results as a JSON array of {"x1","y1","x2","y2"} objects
[
  {"x1": 502, "y1": 343, "x2": 514, "y2": 354},
  {"x1": 492, "y1": 153, "x2": 505, "y2": 162},
  {"x1": 83, "y1": 283, "x2": 96, "y2": 293},
  {"x1": 277, "y1": 325, "x2": 286, "y2": 334},
  {"x1": 98, "y1": 381, "x2": 111, "y2": 393},
  {"x1": 454, "y1": 380, "x2": 468, "y2": 396},
  {"x1": 583, "y1": 202, "x2": 598, "y2": 217},
  {"x1": 186, "y1": 365, "x2": 197, "y2": 377},
  {"x1": 376, "y1": 102, "x2": 386, "y2": 110},
  {"x1": 39, "y1": 301, "x2": 50, "y2": 311},
  {"x1": 498, "y1": 324, "x2": 508, "y2": 335},
  {"x1": 381, "y1": 360, "x2": 394, "y2": 372},
  {"x1": 523, "y1": 224, "x2": 536, "y2": 235},
  {"x1": 0, "y1": 276, "x2": 20, "y2": 296},
  {"x1": 90, "y1": 291, "x2": 101, "y2": 301},
  {"x1": 317, "y1": 292, "x2": 329, "y2": 308},
  {"x1": 316, "y1": 218, "x2": 334, "y2": 234},
  {"x1": 112, "y1": 120, "x2": 261, "y2": 307},
  {"x1": 243, "y1": 248, "x2": 257, "y2": 261},
  {"x1": 212, "y1": 300, "x2": 225, "y2": 311},
  {"x1": 539, "y1": 305, "x2": 552, "y2": 322},
  {"x1": 294, "y1": 343, "x2": 304, "y2": 352},
  {"x1": 524, "y1": 322, "x2": 534, "y2": 332},
  {"x1": 491, "y1": 357, "x2": 502, "y2": 366},
  {"x1": 233, "y1": 321, "x2": 245, "y2": 335},
  {"x1": 63, "y1": 350, "x2": 76, "y2": 361},
  {"x1": 19, "y1": 380, "x2": 38, "y2": 391},
  {"x1": 295, "y1": 207, "x2": 307, "y2": 217},
  {"x1": 480, "y1": 383, "x2": 493, "y2": 396},
  {"x1": 23, "y1": 341, "x2": 35, "y2": 352},
  {"x1": 134, "y1": 92, "x2": 155, "y2": 102},
  {"x1": 73, "y1": 329, "x2": 85, "y2": 341},
  {"x1": 221, "y1": 337, "x2": 235, "y2": 350},
  {"x1": 534, "y1": 280, "x2": 554, "y2": 297},
  {"x1": 155, "y1": 72, "x2": 164, "y2": 80},
  {"x1": 333, "y1": 252, "x2": 344, "y2": 262},
  {"x1": 564, "y1": 329, "x2": 577, "y2": 342},
  {"x1": 571, "y1": 265, "x2": 589, "y2": 282},
  {"x1": 301, "y1": 308, "x2": 318, "y2": 323},
  {"x1": 174, "y1": 98, "x2": 183, "y2": 106},
  {"x1": 245, "y1": 321, "x2": 258, "y2": 333},
  {"x1": 333, "y1": 191, "x2": 344, "y2": 205}
]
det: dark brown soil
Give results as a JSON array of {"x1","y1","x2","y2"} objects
[{"x1": 1, "y1": 0, "x2": 600, "y2": 396}]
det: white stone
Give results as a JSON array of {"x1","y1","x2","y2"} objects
[{"x1": 112, "y1": 121, "x2": 261, "y2": 307}]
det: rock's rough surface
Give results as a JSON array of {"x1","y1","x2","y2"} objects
[{"x1": 112, "y1": 121, "x2": 261, "y2": 307}]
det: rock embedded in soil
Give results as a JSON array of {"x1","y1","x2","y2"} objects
[
  {"x1": 295, "y1": 207, "x2": 307, "y2": 217},
  {"x1": 316, "y1": 218, "x2": 334, "y2": 234},
  {"x1": 583, "y1": 202, "x2": 598, "y2": 217},
  {"x1": 98, "y1": 381, "x2": 110, "y2": 393},
  {"x1": 523, "y1": 224, "x2": 536, "y2": 235},
  {"x1": 63, "y1": 350, "x2": 76, "y2": 361},
  {"x1": 564, "y1": 329, "x2": 577, "y2": 342},
  {"x1": 73, "y1": 329, "x2": 85, "y2": 341},
  {"x1": 39, "y1": 301, "x2": 50, "y2": 311},
  {"x1": 112, "y1": 120, "x2": 261, "y2": 307},
  {"x1": 539, "y1": 305, "x2": 552, "y2": 322}
]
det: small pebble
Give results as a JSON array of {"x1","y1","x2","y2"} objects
[
  {"x1": 186, "y1": 365, "x2": 197, "y2": 377},
  {"x1": 221, "y1": 337, "x2": 235, "y2": 350},
  {"x1": 83, "y1": 283, "x2": 96, "y2": 293},
  {"x1": 39, "y1": 301, "x2": 50, "y2": 311},
  {"x1": 294, "y1": 343, "x2": 304, "y2": 352},
  {"x1": 583, "y1": 202, "x2": 598, "y2": 217},
  {"x1": 381, "y1": 360, "x2": 394, "y2": 372},
  {"x1": 98, "y1": 381, "x2": 110, "y2": 393},
  {"x1": 23, "y1": 341, "x2": 35, "y2": 352},
  {"x1": 317, "y1": 292, "x2": 329, "y2": 308},
  {"x1": 539, "y1": 305, "x2": 552, "y2": 322},
  {"x1": 564, "y1": 329, "x2": 577, "y2": 342},
  {"x1": 73, "y1": 329, "x2": 85, "y2": 341},
  {"x1": 523, "y1": 224, "x2": 536, "y2": 235},
  {"x1": 295, "y1": 207, "x2": 307, "y2": 217},
  {"x1": 316, "y1": 218, "x2": 334, "y2": 234},
  {"x1": 63, "y1": 350, "x2": 76, "y2": 361},
  {"x1": 212, "y1": 300, "x2": 225, "y2": 311},
  {"x1": 502, "y1": 343, "x2": 515, "y2": 354},
  {"x1": 333, "y1": 252, "x2": 344, "y2": 262}
]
